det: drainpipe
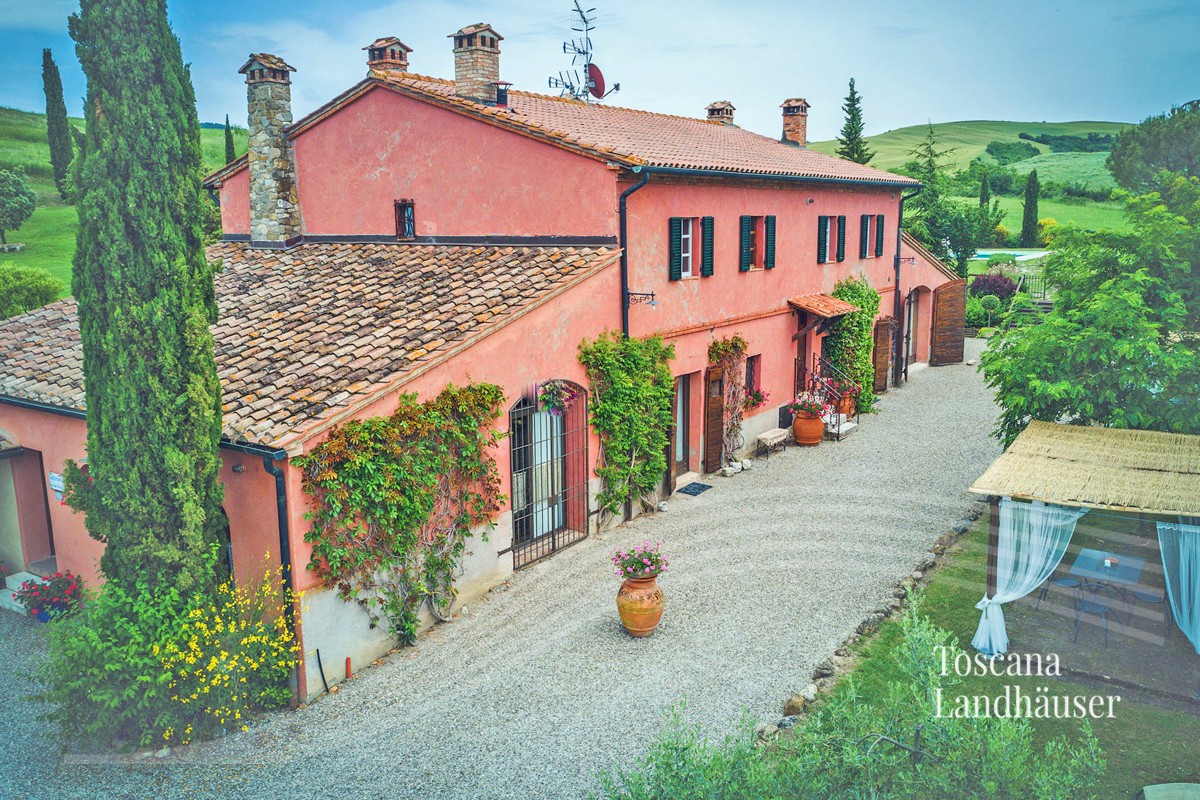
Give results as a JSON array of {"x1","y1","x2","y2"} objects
[
  {"x1": 892, "y1": 187, "x2": 924, "y2": 387},
  {"x1": 259, "y1": 453, "x2": 295, "y2": 631},
  {"x1": 619, "y1": 168, "x2": 650, "y2": 337}
]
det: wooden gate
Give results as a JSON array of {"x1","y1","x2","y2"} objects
[
  {"x1": 703, "y1": 367, "x2": 724, "y2": 473},
  {"x1": 930, "y1": 279, "x2": 967, "y2": 366},
  {"x1": 872, "y1": 318, "x2": 892, "y2": 393}
]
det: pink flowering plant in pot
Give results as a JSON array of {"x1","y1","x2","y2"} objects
[
  {"x1": 612, "y1": 541, "x2": 668, "y2": 637},
  {"x1": 537, "y1": 379, "x2": 581, "y2": 417},
  {"x1": 14, "y1": 570, "x2": 83, "y2": 620}
]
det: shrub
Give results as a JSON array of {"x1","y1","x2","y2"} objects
[
  {"x1": 986, "y1": 252, "x2": 1018, "y2": 270},
  {"x1": 969, "y1": 272, "x2": 1018, "y2": 302},
  {"x1": 0, "y1": 263, "x2": 65, "y2": 319},
  {"x1": 38, "y1": 570, "x2": 297, "y2": 749},
  {"x1": 965, "y1": 294, "x2": 987, "y2": 328},
  {"x1": 826, "y1": 276, "x2": 881, "y2": 413},
  {"x1": 1038, "y1": 217, "x2": 1059, "y2": 245},
  {"x1": 985, "y1": 140, "x2": 1038, "y2": 165},
  {"x1": 991, "y1": 223, "x2": 1010, "y2": 246}
]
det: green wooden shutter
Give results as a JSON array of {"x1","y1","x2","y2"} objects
[
  {"x1": 764, "y1": 215, "x2": 776, "y2": 269},
  {"x1": 700, "y1": 216, "x2": 714, "y2": 276},
  {"x1": 669, "y1": 217, "x2": 683, "y2": 281},
  {"x1": 860, "y1": 215, "x2": 870, "y2": 258},
  {"x1": 875, "y1": 214, "x2": 886, "y2": 256},
  {"x1": 836, "y1": 215, "x2": 846, "y2": 262},
  {"x1": 816, "y1": 216, "x2": 828, "y2": 263},
  {"x1": 739, "y1": 215, "x2": 752, "y2": 272}
]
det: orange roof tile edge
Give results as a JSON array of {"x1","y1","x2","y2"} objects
[{"x1": 787, "y1": 294, "x2": 860, "y2": 318}]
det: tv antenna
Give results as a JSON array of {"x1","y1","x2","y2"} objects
[{"x1": 548, "y1": 1, "x2": 619, "y2": 102}]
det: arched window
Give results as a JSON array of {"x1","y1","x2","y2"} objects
[{"x1": 508, "y1": 382, "x2": 589, "y2": 569}]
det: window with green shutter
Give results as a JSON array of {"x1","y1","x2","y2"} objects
[
  {"x1": 700, "y1": 216, "x2": 714, "y2": 276},
  {"x1": 816, "y1": 215, "x2": 829, "y2": 263},
  {"x1": 875, "y1": 214, "x2": 886, "y2": 257},
  {"x1": 860, "y1": 215, "x2": 871, "y2": 258},
  {"x1": 836, "y1": 215, "x2": 846, "y2": 262},
  {"x1": 739, "y1": 215, "x2": 753, "y2": 271},
  {"x1": 764, "y1": 215, "x2": 776, "y2": 269},
  {"x1": 669, "y1": 217, "x2": 683, "y2": 281}
]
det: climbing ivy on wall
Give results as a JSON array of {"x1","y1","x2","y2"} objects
[
  {"x1": 578, "y1": 332, "x2": 675, "y2": 517},
  {"x1": 295, "y1": 384, "x2": 505, "y2": 644},
  {"x1": 707, "y1": 334, "x2": 747, "y2": 464},
  {"x1": 827, "y1": 276, "x2": 882, "y2": 413}
]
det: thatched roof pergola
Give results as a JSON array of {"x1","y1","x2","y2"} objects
[{"x1": 969, "y1": 421, "x2": 1200, "y2": 516}]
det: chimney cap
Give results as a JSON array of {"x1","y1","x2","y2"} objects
[
  {"x1": 239, "y1": 53, "x2": 297, "y2": 75},
  {"x1": 450, "y1": 22, "x2": 504, "y2": 40},
  {"x1": 781, "y1": 97, "x2": 811, "y2": 112},
  {"x1": 706, "y1": 100, "x2": 735, "y2": 111},
  {"x1": 363, "y1": 37, "x2": 413, "y2": 53}
]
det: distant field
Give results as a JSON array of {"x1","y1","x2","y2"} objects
[
  {"x1": 1006, "y1": 151, "x2": 1117, "y2": 190},
  {"x1": 953, "y1": 193, "x2": 1129, "y2": 232},
  {"x1": 809, "y1": 119, "x2": 1129, "y2": 172},
  {"x1": 0, "y1": 106, "x2": 245, "y2": 297}
]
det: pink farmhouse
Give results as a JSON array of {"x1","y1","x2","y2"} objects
[{"x1": 0, "y1": 24, "x2": 962, "y2": 700}]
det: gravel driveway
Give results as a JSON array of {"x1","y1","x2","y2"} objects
[{"x1": 2, "y1": 340, "x2": 999, "y2": 800}]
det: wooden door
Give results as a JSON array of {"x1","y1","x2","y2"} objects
[
  {"x1": 930, "y1": 279, "x2": 967, "y2": 366},
  {"x1": 674, "y1": 376, "x2": 690, "y2": 475},
  {"x1": 872, "y1": 319, "x2": 892, "y2": 394},
  {"x1": 703, "y1": 367, "x2": 724, "y2": 473}
]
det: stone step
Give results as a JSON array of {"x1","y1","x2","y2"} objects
[
  {"x1": 824, "y1": 419, "x2": 858, "y2": 441},
  {"x1": 5, "y1": 571, "x2": 43, "y2": 592},
  {"x1": 0, "y1": 587, "x2": 24, "y2": 615}
]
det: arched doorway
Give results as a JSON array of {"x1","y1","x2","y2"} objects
[{"x1": 508, "y1": 384, "x2": 589, "y2": 569}]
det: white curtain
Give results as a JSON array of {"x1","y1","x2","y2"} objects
[
  {"x1": 1156, "y1": 520, "x2": 1200, "y2": 656},
  {"x1": 972, "y1": 498, "x2": 1088, "y2": 655}
]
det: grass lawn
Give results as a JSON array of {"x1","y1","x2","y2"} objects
[
  {"x1": 957, "y1": 192, "x2": 1130, "y2": 232},
  {"x1": 1006, "y1": 151, "x2": 1118, "y2": 190},
  {"x1": 1, "y1": 201, "x2": 78, "y2": 287},
  {"x1": 808, "y1": 120, "x2": 1129, "y2": 172},
  {"x1": 831, "y1": 522, "x2": 1200, "y2": 800}
]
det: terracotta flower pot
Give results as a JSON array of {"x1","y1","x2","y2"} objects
[
  {"x1": 792, "y1": 412, "x2": 824, "y2": 446},
  {"x1": 837, "y1": 395, "x2": 856, "y2": 416},
  {"x1": 616, "y1": 575, "x2": 664, "y2": 637}
]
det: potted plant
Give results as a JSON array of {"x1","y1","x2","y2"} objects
[
  {"x1": 14, "y1": 570, "x2": 82, "y2": 622},
  {"x1": 786, "y1": 392, "x2": 828, "y2": 446},
  {"x1": 827, "y1": 379, "x2": 861, "y2": 416},
  {"x1": 612, "y1": 541, "x2": 668, "y2": 637},
  {"x1": 537, "y1": 379, "x2": 581, "y2": 417},
  {"x1": 743, "y1": 385, "x2": 770, "y2": 412}
]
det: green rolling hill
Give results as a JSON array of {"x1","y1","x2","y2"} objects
[{"x1": 809, "y1": 119, "x2": 1129, "y2": 173}]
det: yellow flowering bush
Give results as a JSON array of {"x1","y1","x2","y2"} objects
[{"x1": 158, "y1": 568, "x2": 299, "y2": 744}]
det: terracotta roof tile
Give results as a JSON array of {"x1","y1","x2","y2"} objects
[
  {"x1": 787, "y1": 293, "x2": 859, "y2": 318},
  {"x1": 0, "y1": 242, "x2": 618, "y2": 448}
]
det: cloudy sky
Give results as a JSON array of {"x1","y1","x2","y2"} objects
[{"x1": 2, "y1": 0, "x2": 1197, "y2": 141}]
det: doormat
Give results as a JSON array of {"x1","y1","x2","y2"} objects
[{"x1": 676, "y1": 482, "x2": 712, "y2": 496}]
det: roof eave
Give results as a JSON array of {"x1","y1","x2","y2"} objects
[{"x1": 626, "y1": 164, "x2": 923, "y2": 189}]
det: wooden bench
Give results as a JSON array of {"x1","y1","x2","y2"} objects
[{"x1": 756, "y1": 428, "x2": 790, "y2": 462}]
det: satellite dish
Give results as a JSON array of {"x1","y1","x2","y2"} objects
[{"x1": 587, "y1": 63, "x2": 605, "y2": 99}]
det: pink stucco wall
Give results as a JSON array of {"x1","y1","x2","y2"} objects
[
  {"x1": 0, "y1": 404, "x2": 286, "y2": 591},
  {"x1": 217, "y1": 87, "x2": 622, "y2": 238}
]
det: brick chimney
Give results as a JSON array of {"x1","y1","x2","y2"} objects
[
  {"x1": 706, "y1": 100, "x2": 735, "y2": 125},
  {"x1": 239, "y1": 54, "x2": 301, "y2": 247},
  {"x1": 450, "y1": 23, "x2": 503, "y2": 103},
  {"x1": 780, "y1": 98, "x2": 811, "y2": 147},
  {"x1": 364, "y1": 37, "x2": 412, "y2": 73}
]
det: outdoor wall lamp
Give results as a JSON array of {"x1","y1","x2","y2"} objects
[
  {"x1": 232, "y1": 464, "x2": 245, "y2": 473},
  {"x1": 806, "y1": 198, "x2": 815, "y2": 205},
  {"x1": 626, "y1": 290, "x2": 659, "y2": 309}
]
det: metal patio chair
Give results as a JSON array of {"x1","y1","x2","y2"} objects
[
  {"x1": 1074, "y1": 582, "x2": 1117, "y2": 647},
  {"x1": 1127, "y1": 589, "x2": 1173, "y2": 636},
  {"x1": 1035, "y1": 570, "x2": 1081, "y2": 610}
]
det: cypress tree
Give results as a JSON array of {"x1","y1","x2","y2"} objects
[
  {"x1": 835, "y1": 78, "x2": 874, "y2": 165},
  {"x1": 42, "y1": 49, "x2": 74, "y2": 201},
  {"x1": 224, "y1": 114, "x2": 236, "y2": 164},
  {"x1": 1020, "y1": 169, "x2": 1040, "y2": 247},
  {"x1": 979, "y1": 174, "x2": 990, "y2": 207},
  {"x1": 65, "y1": 0, "x2": 224, "y2": 594}
]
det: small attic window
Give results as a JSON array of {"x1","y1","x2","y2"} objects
[{"x1": 395, "y1": 199, "x2": 415, "y2": 240}]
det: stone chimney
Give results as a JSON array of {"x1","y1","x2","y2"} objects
[
  {"x1": 450, "y1": 23, "x2": 503, "y2": 103},
  {"x1": 706, "y1": 101, "x2": 735, "y2": 125},
  {"x1": 364, "y1": 37, "x2": 412, "y2": 73},
  {"x1": 239, "y1": 54, "x2": 301, "y2": 247},
  {"x1": 780, "y1": 98, "x2": 811, "y2": 147}
]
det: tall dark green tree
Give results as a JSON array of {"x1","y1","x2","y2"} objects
[
  {"x1": 834, "y1": 78, "x2": 874, "y2": 165},
  {"x1": 223, "y1": 114, "x2": 236, "y2": 164},
  {"x1": 65, "y1": 0, "x2": 224, "y2": 594},
  {"x1": 978, "y1": 174, "x2": 990, "y2": 206},
  {"x1": 0, "y1": 168, "x2": 38, "y2": 245},
  {"x1": 1020, "y1": 169, "x2": 1040, "y2": 247},
  {"x1": 41, "y1": 49, "x2": 74, "y2": 201},
  {"x1": 1108, "y1": 101, "x2": 1200, "y2": 191}
]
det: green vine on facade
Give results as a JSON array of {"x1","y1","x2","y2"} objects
[
  {"x1": 295, "y1": 384, "x2": 505, "y2": 644},
  {"x1": 827, "y1": 276, "x2": 882, "y2": 413},
  {"x1": 707, "y1": 334, "x2": 748, "y2": 464},
  {"x1": 578, "y1": 332, "x2": 675, "y2": 517}
]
